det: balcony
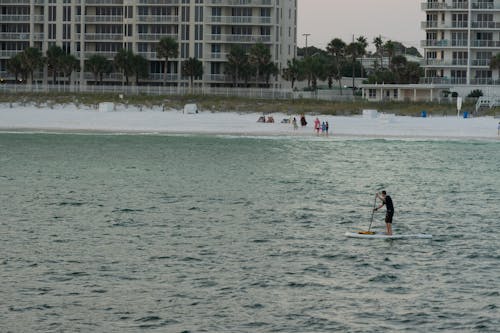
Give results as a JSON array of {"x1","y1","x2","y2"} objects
[
  {"x1": 206, "y1": 34, "x2": 272, "y2": 43},
  {"x1": 424, "y1": 59, "x2": 468, "y2": 66},
  {"x1": 204, "y1": 74, "x2": 232, "y2": 82},
  {"x1": 207, "y1": 52, "x2": 229, "y2": 61},
  {"x1": 84, "y1": 0, "x2": 123, "y2": 5},
  {"x1": 470, "y1": 78, "x2": 497, "y2": 84},
  {"x1": 471, "y1": 59, "x2": 491, "y2": 66},
  {"x1": 471, "y1": 1, "x2": 500, "y2": 9},
  {"x1": 137, "y1": 15, "x2": 179, "y2": 23},
  {"x1": 207, "y1": 0, "x2": 274, "y2": 6},
  {"x1": 137, "y1": 33, "x2": 178, "y2": 41},
  {"x1": 421, "y1": 1, "x2": 469, "y2": 10},
  {"x1": 149, "y1": 73, "x2": 180, "y2": 81},
  {"x1": 0, "y1": 0, "x2": 30, "y2": 4},
  {"x1": 137, "y1": 0, "x2": 179, "y2": 4},
  {"x1": 0, "y1": 15, "x2": 31, "y2": 22},
  {"x1": 81, "y1": 33, "x2": 124, "y2": 41},
  {"x1": 206, "y1": 16, "x2": 272, "y2": 25},
  {"x1": 471, "y1": 40, "x2": 500, "y2": 47},
  {"x1": 0, "y1": 50, "x2": 23, "y2": 58},
  {"x1": 471, "y1": 21, "x2": 500, "y2": 29},
  {"x1": 77, "y1": 15, "x2": 124, "y2": 23}
]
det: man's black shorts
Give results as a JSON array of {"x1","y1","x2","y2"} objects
[{"x1": 385, "y1": 211, "x2": 394, "y2": 224}]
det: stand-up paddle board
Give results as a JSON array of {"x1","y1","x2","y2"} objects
[{"x1": 345, "y1": 231, "x2": 432, "y2": 239}]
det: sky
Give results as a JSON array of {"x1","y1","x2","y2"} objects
[{"x1": 297, "y1": 0, "x2": 425, "y2": 51}]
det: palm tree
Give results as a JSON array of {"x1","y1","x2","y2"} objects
[
  {"x1": 248, "y1": 43, "x2": 272, "y2": 87},
  {"x1": 373, "y1": 35, "x2": 384, "y2": 69},
  {"x1": 489, "y1": 53, "x2": 500, "y2": 82},
  {"x1": 346, "y1": 42, "x2": 364, "y2": 92},
  {"x1": 181, "y1": 57, "x2": 203, "y2": 89},
  {"x1": 226, "y1": 45, "x2": 249, "y2": 87},
  {"x1": 303, "y1": 56, "x2": 327, "y2": 91},
  {"x1": 114, "y1": 49, "x2": 135, "y2": 85},
  {"x1": 262, "y1": 62, "x2": 278, "y2": 87},
  {"x1": 46, "y1": 45, "x2": 64, "y2": 84},
  {"x1": 156, "y1": 37, "x2": 179, "y2": 86},
  {"x1": 19, "y1": 47, "x2": 44, "y2": 85},
  {"x1": 282, "y1": 58, "x2": 303, "y2": 89},
  {"x1": 326, "y1": 38, "x2": 346, "y2": 94},
  {"x1": 6, "y1": 54, "x2": 25, "y2": 83},
  {"x1": 384, "y1": 40, "x2": 396, "y2": 70},
  {"x1": 59, "y1": 54, "x2": 80, "y2": 85},
  {"x1": 85, "y1": 54, "x2": 112, "y2": 85},
  {"x1": 132, "y1": 54, "x2": 149, "y2": 85}
]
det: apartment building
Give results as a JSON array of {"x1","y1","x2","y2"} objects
[
  {"x1": 421, "y1": 0, "x2": 500, "y2": 85},
  {"x1": 0, "y1": 0, "x2": 297, "y2": 87}
]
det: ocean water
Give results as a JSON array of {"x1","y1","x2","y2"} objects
[{"x1": 0, "y1": 133, "x2": 499, "y2": 332}]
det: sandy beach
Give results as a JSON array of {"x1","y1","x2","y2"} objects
[{"x1": 0, "y1": 103, "x2": 498, "y2": 139}]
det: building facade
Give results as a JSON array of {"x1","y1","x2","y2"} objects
[
  {"x1": 0, "y1": 0, "x2": 297, "y2": 87},
  {"x1": 421, "y1": 0, "x2": 500, "y2": 85}
]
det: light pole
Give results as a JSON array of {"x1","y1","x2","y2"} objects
[{"x1": 303, "y1": 33, "x2": 311, "y2": 57}]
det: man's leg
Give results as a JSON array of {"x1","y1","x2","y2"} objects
[{"x1": 386, "y1": 223, "x2": 392, "y2": 235}]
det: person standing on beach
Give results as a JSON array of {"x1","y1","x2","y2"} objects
[
  {"x1": 374, "y1": 191, "x2": 394, "y2": 235},
  {"x1": 498, "y1": 122, "x2": 500, "y2": 136},
  {"x1": 325, "y1": 121, "x2": 329, "y2": 137},
  {"x1": 292, "y1": 117, "x2": 298, "y2": 130},
  {"x1": 321, "y1": 121, "x2": 326, "y2": 135},
  {"x1": 314, "y1": 117, "x2": 321, "y2": 135}
]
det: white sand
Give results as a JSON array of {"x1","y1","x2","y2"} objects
[{"x1": 0, "y1": 103, "x2": 499, "y2": 140}]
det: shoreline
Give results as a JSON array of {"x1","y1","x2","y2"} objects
[{"x1": 0, "y1": 104, "x2": 499, "y2": 141}]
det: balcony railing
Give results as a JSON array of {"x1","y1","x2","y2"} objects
[
  {"x1": 137, "y1": 15, "x2": 179, "y2": 23},
  {"x1": 137, "y1": 0, "x2": 179, "y2": 4},
  {"x1": 206, "y1": 34, "x2": 272, "y2": 43},
  {"x1": 424, "y1": 59, "x2": 468, "y2": 66},
  {"x1": 471, "y1": 40, "x2": 500, "y2": 47},
  {"x1": 471, "y1": 1, "x2": 500, "y2": 9},
  {"x1": 471, "y1": 21, "x2": 500, "y2": 29},
  {"x1": 208, "y1": 0, "x2": 273, "y2": 6},
  {"x1": 76, "y1": 15, "x2": 124, "y2": 23},
  {"x1": 137, "y1": 33, "x2": 178, "y2": 41},
  {"x1": 206, "y1": 15, "x2": 272, "y2": 25},
  {"x1": 421, "y1": 2, "x2": 469, "y2": 10},
  {"x1": 471, "y1": 59, "x2": 491, "y2": 66},
  {"x1": 0, "y1": 15, "x2": 31, "y2": 22},
  {"x1": 81, "y1": 33, "x2": 124, "y2": 41},
  {"x1": 0, "y1": 0, "x2": 30, "y2": 4}
]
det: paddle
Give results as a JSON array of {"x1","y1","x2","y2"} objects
[{"x1": 359, "y1": 194, "x2": 377, "y2": 235}]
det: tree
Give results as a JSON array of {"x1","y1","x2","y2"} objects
[
  {"x1": 156, "y1": 37, "x2": 179, "y2": 86},
  {"x1": 225, "y1": 45, "x2": 250, "y2": 87},
  {"x1": 346, "y1": 41, "x2": 364, "y2": 92},
  {"x1": 182, "y1": 57, "x2": 203, "y2": 89},
  {"x1": 248, "y1": 43, "x2": 272, "y2": 86},
  {"x1": 114, "y1": 49, "x2": 135, "y2": 85},
  {"x1": 326, "y1": 38, "x2": 346, "y2": 93},
  {"x1": 6, "y1": 54, "x2": 25, "y2": 83},
  {"x1": 373, "y1": 35, "x2": 384, "y2": 69},
  {"x1": 19, "y1": 47, "x2": 44, "y2": 85},
  {"x1": 384, "y1": 40, "x2": 396, "y2": 70},
  {"x1": 59, "y1": 54, "x2": 80, "y2": 85},
  {"x1": 85, "y1": 54, "x2": 112, "y2": 85},
  {"x1": 132, "y1": 54, "x2": 149, "y2": 85},
  {"x1": 46, "y1": 45, "x2": 64, "y2": 84},
  {"x1": 262, "y1": 62, "x2": 279, "y2": 87},
  {"x1": 489, "y1": 53, "x2": 500, "y2": 80},
  {"x1": 282, "y1": 58, "x2": 303, "y2": 89},
  {"x1": 302, "y1": 56, "x2": 327, "y2": 91}
]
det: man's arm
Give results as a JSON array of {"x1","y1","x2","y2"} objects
[{"x1": 374, "y1": 193, "x2": 386, "y2": 211}]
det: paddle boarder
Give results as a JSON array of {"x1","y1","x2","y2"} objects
[{"x1": 374, "y1": 191, "x2": 394, "y2": 235}]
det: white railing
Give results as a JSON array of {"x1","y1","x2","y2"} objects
[
  {"x1": 205, "y1": 15, "x2": 272, "y2": 25},
  {"x1": 137, "y1": 15, "x2": 179, "y2": 23},
  {"x1": 206, "y1": 34, "x2": 272, "y2": 43},
  {"x1": 208, "y1": 0, "x2": 273, "y2": 6},
  {"x1": 0, "y1": 84, "x2": 360, "y2": 102}
]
